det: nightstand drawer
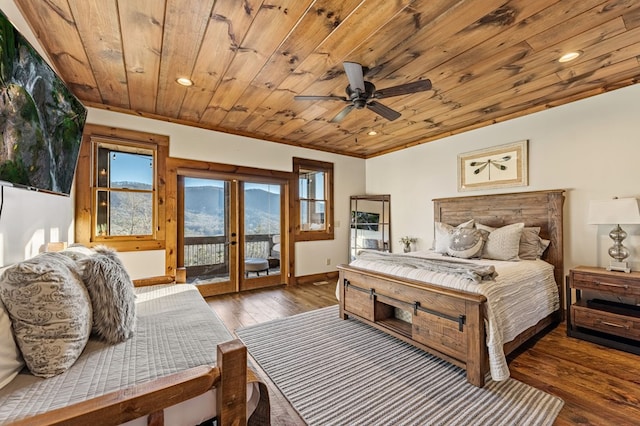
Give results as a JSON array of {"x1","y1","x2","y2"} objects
[
  {"x1": 571, "y1": 271, "x2": 640, "y2": 296},
  {"x1": 572, "y1": 305, "x2": 640, "y2": 341}
]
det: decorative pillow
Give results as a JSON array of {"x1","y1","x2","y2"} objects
[
  {"x1": 59, "y1": 244, "x2": 95, "y2": 261},
  {"x1": 476, "y1": 222, "x2": 524, "y2": 261},
  {"x1": 0, "y1": 252, "x2": 92, "y2": 378},
  {"x1": 434, "y1": 219, "x2": 475, "y2": 253},
  {"x1": 518, "y1": 227, "x2": 542, "y2": 260},
  {"x1": 538, "y1": 238, "x2": 551, "y2": 258},
  {"x1": 447, "y1": 228, "x2": 487, "y2": 259},
  {"x1": 0, "y1": 296, "x2": 23, "y2": 389},
  {"x1": 78, "y1": 246, "x2": 136, "y2": 343}
]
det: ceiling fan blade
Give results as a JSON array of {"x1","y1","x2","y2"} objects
[
  {"x1": 374, "y1": 79, "x2": 432, "y2": 99},
  {"x1": 343, "y1": 62, "x2": 365, "y2": 92},
  {"x1": 294, "y1": 95, "x2": 348, "y2": 101},
  {"x1": 367, "y1": 101, "x2": 401, "y2": 121},
  {"x1": 330, "y1": 104, "x2": 355, "y2": 123}
]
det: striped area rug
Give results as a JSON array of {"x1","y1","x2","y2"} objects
[{"x1": 236, "y1": 305, "x2": 563, "y2": 426}]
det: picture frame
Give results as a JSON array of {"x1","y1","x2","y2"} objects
[{"x1": 457, "y1": 140, "x2": 528, "y2": 192}]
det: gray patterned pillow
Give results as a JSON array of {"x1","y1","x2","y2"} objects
[
  {"x1": 447, "y1": 228, "x2": 487, "y2": 259},
  {"x1": 433, "y1": 219, "x2": 475, "y2": 253},
  {"x1": 78, "y1": 247, "x2": 136, "y2": 343},
  {"x1": 0, "y1": 252, "x2": 92, "y2": 378}
]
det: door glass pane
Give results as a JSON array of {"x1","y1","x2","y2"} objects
[
  {"x1": 244, "y1": 182, "x2": 280, "y2": 278},
  {"x1": 183, "y1": 177, "x2": 230, "y2": 284}
]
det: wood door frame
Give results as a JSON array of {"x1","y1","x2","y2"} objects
[{"x1": 166, "y1": 157, "x2": 293, "y2": 289}]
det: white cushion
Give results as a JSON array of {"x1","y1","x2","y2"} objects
[{"x1": 0, "y1": 292, "x2": 24, "y2": 389}]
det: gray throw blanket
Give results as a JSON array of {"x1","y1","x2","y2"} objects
[{"x1": 355, "y1": 251, "x2": 498, "y2": 283}]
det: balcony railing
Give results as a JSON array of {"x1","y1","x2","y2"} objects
[{"x1": 183, "y1": 233, "x2": 277, "y2": 279}]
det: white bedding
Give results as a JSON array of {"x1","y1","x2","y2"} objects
[{"x1": 341, "y1": 250, "x2": 559, "y2": 381}]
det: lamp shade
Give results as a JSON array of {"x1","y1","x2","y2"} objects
[{"x1": 587, "y1": 198, "x2": 640, "y2": 225}]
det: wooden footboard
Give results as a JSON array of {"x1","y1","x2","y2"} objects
[
  {"x1": 338, "y1": 265, "x2": 489, "y2": 387},
  {"x1": 8, "y1": 340, "x2": 250, "y2": 426}
]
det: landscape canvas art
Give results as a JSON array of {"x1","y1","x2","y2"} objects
[
  {"x1": 457, "y1": 140, "x2": 528, "y2": 192},
  {"x1": 0, "y1": 10, "x2": 87, "y2": 195}
]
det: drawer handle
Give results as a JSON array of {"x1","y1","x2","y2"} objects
[
  {"x1": 594, "y1": 281, "x2": 629, "y2": 290},
  {"x1": 596, "y1": 320, "x2": 629, "y2": 330}
]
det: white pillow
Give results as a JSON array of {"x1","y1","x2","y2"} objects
[
  {"x1": 476, "y1": 222, "x2": 524, "y2": 261},
  {"x1": 433, "y1": 219, "x2": 475, "y2": 253},
  {"x1": 0, "y1": 295, "x2": 24, "y2": 389}
]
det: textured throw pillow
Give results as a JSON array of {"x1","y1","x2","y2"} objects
[
  {"x1": 447, "y1": 228, "x2": 487, "y2": 259},
  {"x1": 433, "y1": 219, "x2": 475, "y2": 253},
  {"x1": 0, "y1": 252, "x2": 92, "y2": 378},
  {"x1": 59, "y1": 244, "x2": 95, "y2": 262},
  {"x1": 78, "y1": 246, "x2": 136, "y2": 343},
  {"x1": 476, "y1": 222, "x2": 524, "y2": 261},
  {"x1": 518, "y1": 227, "x2": 542, "y2": 260},
  {"x1": 538, "y1": 238, "x2": 551, "y2": 258},
  {"x1": 0, "y1": 297, "x2": 23, "y2": 389}
]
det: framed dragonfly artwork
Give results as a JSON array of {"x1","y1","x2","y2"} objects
[{"x1": 457, "y1": 140, "x2": 528, "y2": 192}]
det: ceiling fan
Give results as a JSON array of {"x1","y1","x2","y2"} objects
[{"x1": 294, "y1": 62, "x2": 432, "y2": 123}]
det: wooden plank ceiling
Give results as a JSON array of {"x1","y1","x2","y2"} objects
[{"x1": 13, "y1": 0, "x2": 640, "y2": 158}]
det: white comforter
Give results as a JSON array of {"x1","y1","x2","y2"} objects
[{"x1": 343, "y1": 250, "x2": 559, "y2": 381}]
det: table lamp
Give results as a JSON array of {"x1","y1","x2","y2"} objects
[{"x1": 588, "y1": 197, "x2": 640, "y2": 273}]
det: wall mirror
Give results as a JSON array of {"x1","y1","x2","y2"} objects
[{"x1": 349, "y1": 194, "x2": 390, "y2": 260}]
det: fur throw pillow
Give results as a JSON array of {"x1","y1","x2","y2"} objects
[{"x1": 78, "y1": 246, "x2": 136, "y2": 343}]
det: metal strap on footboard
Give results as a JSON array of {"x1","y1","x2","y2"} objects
[
  {"x1": 414, "y1": 302, "x2": 466, "y2": 332},
  {"x1": 344, "y1": 279, "x2": 375, "y2": 298},
  {"x1": 344, "y1": 279, "x2": 466, "y2": 331}
]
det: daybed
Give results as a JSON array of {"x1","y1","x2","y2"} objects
[
  {"x1": 0, "y1": 249, "x2": 269, "y2": 425},
  {"x1": 337, "y1": 190, "x2": 564, "y2": 387}
]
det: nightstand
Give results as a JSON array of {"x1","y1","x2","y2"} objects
[{"x1": 567, "y1": 266, "x2": 640, "y2": 354}]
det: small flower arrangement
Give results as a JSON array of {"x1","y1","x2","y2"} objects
[{"x1": 399, "y1": 236, "x2": 417, "y2": 245}]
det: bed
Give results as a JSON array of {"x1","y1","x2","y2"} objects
[
  {"x1": 337, "y1": 189, "x2": 564, "y2": 387},
  {"x1": 0, "y1": 271, "x2": 269, "y2": 425}
]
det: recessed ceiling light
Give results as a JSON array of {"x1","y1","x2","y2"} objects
[
  {"x1": 558, "y1": 51, "x2": 582, "y2": 63},
  {"x1": 368, "y1": 130, "x2": 378, "y2": 136},
  {"x1": 176, "y1": 77, "x2": 194, "y2": 86}
]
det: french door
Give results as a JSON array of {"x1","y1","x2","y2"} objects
[{"x1": 177, "y1": 171, "x2": 287, "y2": 297}]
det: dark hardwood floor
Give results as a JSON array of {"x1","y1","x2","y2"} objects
[{"x1": 206, "y1": 282, "x2": 640, "y2": 425}]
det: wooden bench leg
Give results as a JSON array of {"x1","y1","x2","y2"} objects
[{"x1": 217, "y1": 340, "x2": 247, "y2": 425}]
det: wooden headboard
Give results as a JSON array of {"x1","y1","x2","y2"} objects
[{"x1": 433, "y1": 189, "x2": 565, "y2": 292}]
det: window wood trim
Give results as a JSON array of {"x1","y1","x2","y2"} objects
[
  {"x1": 75, "y1": 124, "x2": 168, "y2": 251},
  {"x1": 292, "y1": 157, "x2": 334, "y2": 242}
]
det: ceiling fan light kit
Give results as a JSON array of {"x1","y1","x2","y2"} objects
[{"x1": 295, "y1": 62, "x2": 432, "y2": 124}]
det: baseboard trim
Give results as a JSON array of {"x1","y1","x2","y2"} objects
[{"x1": 293, "y1": 271, "x2": 338, "y2": 286}]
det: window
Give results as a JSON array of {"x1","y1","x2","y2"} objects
[
  {"x1": 75, "y1": 124, "x2": 168, "y2": 251},
  {"x1": 293, "y1": 157, "x2": 333, "y2": 241}
]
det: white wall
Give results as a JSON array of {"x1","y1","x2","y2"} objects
[{"x1": 366, "y1": 83, "x2": 640, "y2": 274}]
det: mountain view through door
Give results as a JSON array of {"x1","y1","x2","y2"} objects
[{"x1": 182, "y1": 178, "x2": 282, "y2": 292}]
